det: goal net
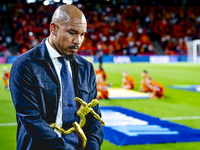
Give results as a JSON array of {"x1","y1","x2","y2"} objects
[{"x1": 186, "y1": 39, "x2": 200, "y2": 63}]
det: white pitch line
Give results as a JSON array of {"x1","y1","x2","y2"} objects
[
  {"x1": 0, "y1": 123, "x2": 17, "y2": 126},
  {"x1": 161, "y1": 116, "x2": 200, "y2": 120}
]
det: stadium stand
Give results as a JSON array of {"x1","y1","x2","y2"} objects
[
  {"x1": 0, "y1": 16, "x2": 10, "y2": 57},
  {"x1": 2, "y1": 2, "x2": 200, "y2": 56},
  {"x1": 8, "y1": 4, "x2": 55, "y2": 54}
]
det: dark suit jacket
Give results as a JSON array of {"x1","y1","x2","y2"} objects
[{"x1": 9, "y1": 39, "x2": 103, "y2": 150}]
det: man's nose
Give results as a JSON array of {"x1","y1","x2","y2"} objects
[{"x1": 73, "y1": 35, "x2": 83, "y2": 45}]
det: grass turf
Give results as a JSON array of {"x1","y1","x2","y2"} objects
[{"x1": 0, "y1": 63, "x2": 200, "y2": 150}]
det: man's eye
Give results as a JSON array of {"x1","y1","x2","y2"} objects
[{"x1": 69, "y1": 32, "x2": 75, "y2": 35}]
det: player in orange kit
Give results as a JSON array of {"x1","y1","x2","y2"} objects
[
  {"x1": 2, "y1": 67, "x2": 10, "y2": 90},
  {"x1": 146, "y1": 77, "x2": 165, "y2": 99},
  {"x1": 139, "y1": 70, "x2": 151, "y2": 92},
  {"x1": 95, "y1": 66, "x2": 107, "y2": 82},
  {"x1": 122, "y1": 71, "x2": 135, "y2": 90},
  {"x1": 96, "y1": 74, "x2": 109, "y2": 99}
]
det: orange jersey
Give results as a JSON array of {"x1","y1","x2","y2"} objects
[
  {"x1": 4, "y1": 72, "x2": 10, "y2": 79},
  {"x1": 97, "y1": 82, "x2": 108, "y2": 92},
  {"x1": 123, "y1": 75, "x2": 135, "y2": 89},
  {"x1": 142, "y1": 74, "x2": 151, "y2": 92},
  {"x1": 97, "y1": 82, "x2": 109, "y2": 99},
  {"x1": 95, "y1": 70, "x2": 107, "y2": 81},
  {"x1": 150, "y1": 80, "x2": 165, "y2": 97},
  {"x1": 3, "y1": 72, "x2": 10, "y2": 87}
]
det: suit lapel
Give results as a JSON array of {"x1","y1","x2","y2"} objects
[
  {"x1": 33, "y1": 38, "x2": 60, "y2": 86},
  {"x1": 33, "y1": 39, "x2": 60, "y2": 122}
]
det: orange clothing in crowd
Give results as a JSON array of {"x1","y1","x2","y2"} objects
[
  {"x1": 3, "y1": 71, "x2": 10, "y2": 87},
  {"x1": 95, "y1": 70, "x2": 107, "y2": 81},
  {"x1": 97, "y1": 82, "x2": 109, "y2": 99},
  {"x1": 150, "y1": 80, "x2": 165, "y2": 98},
  {"x1": 139, "y1": 34, "x2": 152, "y2": 46},
  {"x1": 123, "y1": 75, "x2": 135, "y2": 89}
]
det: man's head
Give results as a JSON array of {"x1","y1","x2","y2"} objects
[
  {"x1": 49, "y1": 5, "x2": 87, "y2": 60},
  {"x1": 141, "y1": 70, "x2": 148, "y2": 77},
  {"x1": 3, "y1": 67, "x2": 8, "y2": 74},
  {"x1": 96, "y1": 65, "x2": 103, "y2": 71},
  {"x1": 96, "y1": 74, "x2": 103, "y2": 83},
  {"x1": 122, "y1": 71, "x2": 128, "y2": 77}
]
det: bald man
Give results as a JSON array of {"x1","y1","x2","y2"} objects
[{"x1": 10, "y1": 5, "x2": 103, "y2": 150}]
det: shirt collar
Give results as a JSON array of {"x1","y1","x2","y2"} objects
[
  {"x1": 45, "y1": 38, "x2": 83, "y2": 66},
  {"x1": 45, "y1": 37, "x2": 61, "y2": 59}
]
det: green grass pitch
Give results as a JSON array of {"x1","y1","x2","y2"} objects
[{"x1": 0, "y1": 63, "x2": 200, "y2": 150}]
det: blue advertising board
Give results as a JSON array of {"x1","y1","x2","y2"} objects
[
  {"x1": 1, "y1": 55, "x2": 190, "y2": 64},
  {"x1": 82, "y1": 55, "x2": 180, "y2": 64}
]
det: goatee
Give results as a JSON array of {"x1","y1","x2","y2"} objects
[{"x1": 63, "y1": 54, "x2": 75, "y2": 61}]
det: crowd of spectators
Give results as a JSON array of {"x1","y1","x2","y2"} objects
[
  {"x1": 80, "y1": 4, "x2": 154, "y2": 55},
  {"x1": 0, "y1": 15, "x2": 11, "y2": 58},
  {"x1": 8, "y1": 3, "x2": 55, "y2": 55},
  {"x1": 146, "y1": 5, "x2": 200, "y2": 55},
  {"x1": 7, "y1": 3, "x2": 200, "y2": 56}
]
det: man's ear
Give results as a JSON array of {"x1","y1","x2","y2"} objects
[{"x1": 50, "y1": 22, "x2": 58, "y2": 36}]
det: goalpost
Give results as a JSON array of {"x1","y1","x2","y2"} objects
[{"x1": 186, "y1": 39, "x2": 200, "y2": 63}]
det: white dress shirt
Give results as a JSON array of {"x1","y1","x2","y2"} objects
[{"x1": 45, "y1": 38, "x2": 72, "y2": 137}]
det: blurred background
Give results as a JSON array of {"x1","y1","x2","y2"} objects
[{"x1": 0, "y1": 0, "x2": 200, "y2": 60}]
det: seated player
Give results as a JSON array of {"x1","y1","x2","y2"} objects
[
  {"x1": 95, "y1": 65, "x2": 107, "y2": 82},
  {"x1": 146, "y1": 77, "x2": 165, "y2": 99},
  {"x1": 139, "y1": 70, "x2": 151, "y2": 92},
  {"x1": 96, "y1": 74, "x2": 109, "y2": 99},
  {"x1": 2, "y1": 67, "x2": 10, "y2": 90},
  {"x1": 122, "y1": 71, "x2": 135, "y2": 90}
]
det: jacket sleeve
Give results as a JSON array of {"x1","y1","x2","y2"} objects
[
  {"x1": 9, "y1": 58, "x2": 75, "y2": 150},
  {"x1": 84, "y1": 63, "x2": 104, "y2": 150}
]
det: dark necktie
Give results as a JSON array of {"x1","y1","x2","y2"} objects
[{"x1": 58, "y1": 57, "x2": 78, "y2": 148}]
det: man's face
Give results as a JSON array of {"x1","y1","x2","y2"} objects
[
  {"x1": 122, "y1": 72, "x2": 127, "y2": 77},
  {"x1": 3, "y1": 69, "x2": 8, "y2": 74},
  {"x1": 53, "y1": 18, "x2": 87, "y2": 56},
  {"x1": 141, "y1": 72, "x2": 146, "y2": 77},
  {"x1": 96, "y1": 74, "x2": 103, "y2": 83}
]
